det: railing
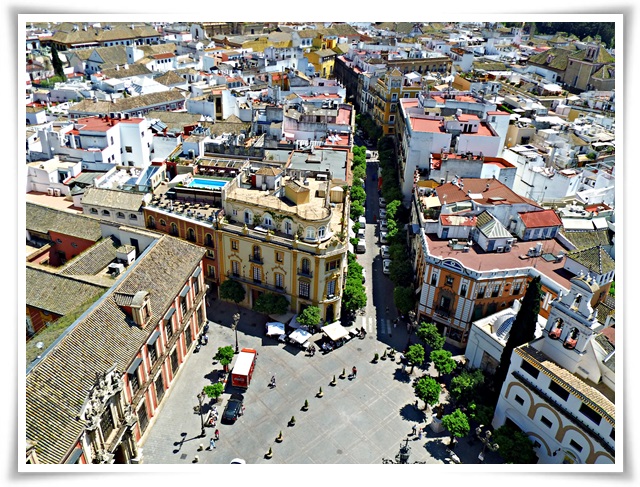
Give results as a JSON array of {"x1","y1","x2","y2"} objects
[
  {"x1": 226, "y1": 271, "x2": 286, "y2": 294},
  {"x1": 435, "y1": 307, "x2": 450, "y2": 319},
  {"x1": 297, "y1": 268, "x2": 313, "y2": 278},
  {"x1": 248, "y1": 253, "x2": 263, "y2": 264}
]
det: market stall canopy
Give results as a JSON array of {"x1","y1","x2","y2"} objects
[
  {"x1": 289, "y1": 328, "x2": 312, "y2": 345},
  {"x1": 266, "y1": 322, "x2": 286, "y2": 336},
  {"x1": 321, "y1": 322, "x2": 350, "y2": 342}
]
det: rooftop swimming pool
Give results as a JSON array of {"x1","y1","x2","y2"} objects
[{"x1": 186, "y1": 178, "x2": 228, "y2": 190}]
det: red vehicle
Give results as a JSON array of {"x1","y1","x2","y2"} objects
[{"x1": 231, "y1": 348, "x2": 257, "y2": 388}]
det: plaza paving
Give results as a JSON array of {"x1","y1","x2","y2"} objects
[{"x1": 139, "y1": 300, "x2": 500, "y2": 465}]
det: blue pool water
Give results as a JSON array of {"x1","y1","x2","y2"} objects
[{"x1": 187, "y1": 178, "x2": 228, "y2": 190}]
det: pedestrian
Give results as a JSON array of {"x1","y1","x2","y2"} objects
[
  {"x1": 418, "y1": 427, "x2": 423, "y2": 440},
  {"x1": 241, "y1": 405, "x2": 245, "y2": 416},
  {"x1": 412, "y1": 424, "x2": 417, "y2": 436},
  {"x1": 271, "y1": 375, "x2": 276, "y2": 387},
  {"x1": 214, "y1": 429, "x2": 220, "y2": 440},
  {"x1": 393, "y1": 318, "x2": 398, "y2": 328},
  {"x1": 209, "y1": 437, "x2": 216, "y2": 450},
  {"x1": 352, "y1": 366, "x2": 357, "y2": 378},
  {"x1": 386, "y1": 306, "x2": 389, "y2": 315},
  {"x1": 401, "y1": 362, "x2": 406, "y2": 373}
]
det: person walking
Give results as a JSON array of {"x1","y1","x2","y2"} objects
[
  {"x1": 209, "y1": 437, "x2": 216, "y2": 450},
  {"x1": 214, "y1": 429, "x2": 220, "y2": 441},
  {"x1": 418, "y1": 427, "x2": 423, "y2": 440},
  {"x1": 352, "y1": 366, "x2": 357, "y2": 379},
  {"x1": 412, "y1": 424, "x2": 417, "y2": 436}
]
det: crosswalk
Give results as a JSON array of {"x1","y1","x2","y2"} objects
[{"x1": 357, "y1": 316, "x2": 393, "y2": 335}]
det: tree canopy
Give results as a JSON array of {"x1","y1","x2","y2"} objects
[
  {"x1": 414, "y1": 376, "x2": 441, "y2": 410},
  {"x1": 492, "y1": 424, "x2": 538, "y2": 464},
  {"x1": 417, "y1": 322, "x2": 445, "y2": 350},
  {"x1": 441, "y1": 409, "x2": 470, "y2": 447},
  {"x1": 253, "y1": 292, "x2": 289, "y2": 315},
  {"x1": 405, "y1": 343, "x2": 425, "y2": 372},
  {"x1": 219, "y1": 279, "x2": 246, "y2": 305},
  {"x1": 430, "y1": 349, "x2": 457, "y2": 378},
  {"x1": 449, "y1": 368, "x2": 486, "y2": 405},
  {"x1": 298, "y1": 305, "x2": 321, "y2": 328},
  {"x1": 393, "y1": 286, "x2": 415, "y2": 315},
  {"x1": 214, "y1": 346, "x2": 235, "y2": 368}
]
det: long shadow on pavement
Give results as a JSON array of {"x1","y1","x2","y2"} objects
[{"x1": 399, "y1": 402, "x2": 427, "y2": 423}]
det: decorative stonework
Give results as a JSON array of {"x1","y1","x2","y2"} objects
[{"x1": 82, "y1": 366, "x2": 124, "y2": 430}]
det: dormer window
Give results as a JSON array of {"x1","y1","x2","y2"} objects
[
  {"x1": 549, "y1": 318, "x2": 563, "y2": 339},
  {"x1": 131, "y1": 291, "x2": 151, "y2": 328}
]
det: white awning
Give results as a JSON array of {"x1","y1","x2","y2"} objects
[
  {"x1": 289, "y1": 328, "x2": 312, "y2": 345},
  {"x1": 266, "y1": 322, "x2": 285, "y2": 336},
  {"x1": 321, "y1": 322, "x2": 350, "y2": 342}
]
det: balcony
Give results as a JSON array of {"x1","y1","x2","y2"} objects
[
  {"x1": 248, "y1": 253, "x2": 264, "y2": 265},
  {"x1": 435, "y1": 307, "x2": 450, "y2": 319},
  {"x1": 226, "y1": 271, "x2": 286, "y2": 294},
  {"x1": 297, "y1": 268, "x2": 313, "y2": 278}
]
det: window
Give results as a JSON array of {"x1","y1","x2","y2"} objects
[
  {"x1": 160, "y1": 219, "x2": 166, "y2": 227},
  {"x1": 540, "y1": 415, "x2": 553, "y2": 428},
  {"x1": 165, "y1": 317, "x2": 174, "y2": 339},
  {"x1": 170, "y1": 223, "x2": 178, "y2": 236},
  {"x1": 305, "y1": 227, "x2": 316, "y2": 240},
  {"x1": 185, "y1": 326, "x2": 193, "y2": 347},
  {"x1": 549, "y1": 381, "x2": 570, "y2": 401},
  {"x1": 446, "y1": 275, "x2": 454, "y2": 286},
  {"x1": 512, "y1": 282, "x2": 522, "y2": 295},
  {"x1": 155, "y1": 374, "x2": 165, "y2": 403},
  {"x1": 253, "y1": 266, "x2": 262, "y2": 283},
  {"x1": 276, "y1": 251, "x2": 284, "y2": 263},
  {"x1": 170, "y1": 349, "x2": 179, "y2": 373},
  {"x1": 299, "y1": 281, "x2": 310, "y2": 299},
  {"x1": 514, "y1": 394, "x2": 524, "y2": 406},
  {"x1": 579, "y1": 403, "x2": 602, "y2": 426},
  {"x1": 301, "y1": 258, "x2": 311, "y2": 275},
  {"x1": 244, "y1": 210, "x2": 252, "y2": 225},
  {"x1": 100, "y1": 406, "x2": 116, "y2": 440},
  {"x1": 128, "y1": 364, "x2": 141, "y2": 394},
  {"x1": 275, "y1": 273, "x2": 284, "y2": 290},
  {"x1": 117, "y1": 212, "x2": 125, "y2": 219},
  {"x1": 252, "y1": 245, "x2": 261, "y2": 261},
  {"x1": 187, "y1": 228, "x2": 196, "y2": 242},
  {"x1": 90, "y1": 208, "x2": 98, "y2": 214},
  {"x1": 148, "y1": 341, "x2": 158, "y2": 364},
  {"x1": 208, "y1": 265, "x2": 216, "y2": 279},
  {"x1": 521, "y1": 360, "x2": 540, "y2": 379},
  {"x1": 263, "y1": 213, "x2": 273, "y2": 228},
  {"x1": 204, "y1": 234, "x2": 214, "y2": 247},
  {"x1": 325, "y1": 259, "x2": 340, "y2": 272},
  {"x1": 231, "y1": 239, "x2": 239, "y2": 251},
  {"x1": 477, "y1": 285, "x2": 486, "y2": 298},
  {"x1": 137, "y1": 402, "x2": 149, "y2": 433},
  {"x1": 232, "y1": 261, "x2": 240, "y2": 277},
  {"x1": 569, "y1": 439, "x2": 583, "y2": 453},
  {"x1": 318, "y1": 226, "x2": 326, "y2": 239},
  {"x1": 431, "y1": 272, "x2": 438, "y2": 286},
  {"x1": 327, "y1": 279, "x2": 336, "y2": 297},
  {"x1": 129, "y1": 214, "x2": 137, "y2": 220},
  {"x1": 102, "y1": 210, "x2": 111, "y2": 216},
  {"x1": 460, "y1": 282, "x2": 467, "y2": 298},
  {"x1": 492, "y1": 284, "x2": 501, "y2": 297},
  {"x1": 125, "y1": 146, "x2": 132, "y2": 153}
]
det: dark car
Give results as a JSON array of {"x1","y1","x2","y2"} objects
[{"x1": 222, "y1": 394, "x2": 244, "y2": 424}]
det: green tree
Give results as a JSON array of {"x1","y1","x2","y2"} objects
[
  {"x1": 203, "y1": 382, "x2": 224, "y2": 403},
  {"x1": 386, "y1": 200, "x2": 401, "y2": 221},
  {"x1": 405, "y1": 343, "x2": 425, "y2": 373},
  {"x1": 343, "y1": 278, "x2": 367, "y2": 312},
  {"x1": 393, "y1": 286, "x2": 415, "y2": 315},
  {"x1": 449, "y1": 368, "x2": 486, "y2": 405},
  {"x1": 253, "y1": 292, "x2": 289, "y2": 315},
  {"x1": 51, "y1": 45, "x2": 66, "y2": 80},
  {"x1": 414, "y1": 375, "x2": 441, "y2": 411},
  {"x1": 350, "y1": 201, "x2": 364, "y2": 221},
  {"x1": 350, "y1": 185, "x2": 366, "y2": 205},
  {"x1": 430, "y1": 349, "x2": 457, "y2": 378},
  {"x1": 219, "y1": 279, "x2": 246, "y2": 307},
  {"x1": 441, "y1": 408, "x2": 470, "y2": 450},
  {"x1": 298, "y1": 305, "x2": 321, "y2": 329},
  {"x1": 352, "y1": 165, "x2": 366, "y2": 181},
  {"x1": 467, "y1": 402, "x2": 494, "y2": 427},
  {"x1": 417, "y1": 322, "x2": 445, "y2": 350},
  {"x1": 389, "y1": 259, "x2": 413, "y2": 286},
  {"x1": 492, "y1": 424, "x2": 538, "y2": 464},
  {"x1": 493, "y1": 276, "x2": 542, "y2": 400},
  {"x1": 214, "y1": 345, "x2": 235, "y2": 372}
]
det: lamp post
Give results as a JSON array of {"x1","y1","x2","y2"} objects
[
  {"x1": 197, "y1": 391, "x2": 206, "y2": 437},
  {"x1": 233, "y1": 312, "x2": 240, "y2": 354},
  {"x1": 382, "y1": 437, "x2": 426, "y2": 464},
  {"x1": 476, "y1": 425, "x2": 499, "y2": 463}
]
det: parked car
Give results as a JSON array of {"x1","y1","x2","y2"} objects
[
  {"x1": 382, "y1": 259, "x2": 392, "y2": 275},
  {"x1": 379, "y1": 208, "x2": 387, "y2": 220},
  {"x1": 379, "y1": 219, "x2": 388, "y2": 231},
  {"x1": 356, "y1": 239, "x2": 366, "y2": 253},
  {"x1": 380, "y1": 245, "x2": 391, "y2": 259},
  {"x1": 357, "y1": 226, "x2": 365, "y2": 239},
  {"x1": 362, "y1": 268, "x2": 366, "y2": 284},
  {"x1": 380, "y1": 231, "x2": 388, "y2": 244},
  {"x1": 379, "y1": 197, "x2": 387, "y2": 208},
  {"x1": 358, "y1": 215, "x2": 366, "y2": 227},
  {"x1": 222, "y1": 393, "x2": 244, "y2": 424}
]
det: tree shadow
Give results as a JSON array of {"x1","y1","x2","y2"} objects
[
  {"x1": 423, "y1": 437, "x2": 453, "y2": 463},
  {"x1": 392, "y1": 367, "x2": 412, "y2": 383},
  {"x1": 399, "y1": 402, "x2": 426, "y2": 423}
]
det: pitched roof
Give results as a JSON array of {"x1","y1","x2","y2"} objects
[
  {"x1": 26, "y1": 267, "x2": 108, "y2": 316},
  {"x1": 528, "y1": 47, "x2": 576, "y2": 71},
  {"x1": 435, "y1": 178, "x2": 540, "y2": 207},
  {"x1": 26, "y1": 203, "x2": 102, "y2": 241},
  {"x1": 518, "y1": 209, "x2": 562, "y2": 228},
  {"x1": 59, "y1": 236, "x2": 121, "y2": 281},
  {"x1": 25, "y1": 235, "x2": 206, "y2": 464},
  {"x1": 69, "y1": 90, "x2": 185, "y2": 115},
  {"x1": 153, "y1": 70, "x2": 185, "y2": 86},
  {"x1": 561, "y1": 229, "x2": 611, "y2": 250},
  {"x1": 476, "y1": 210, "x2": 511, "y2": 239},
  {"x1": 89, "y1": 46, "x2": 128, "y2": 67},
  {"x1": 81, "y1": 187, "x2": 145, "y2": 212},
  {"x1": 566, "y1": 245, "x2": 615, "y2": 275},
  {"x1": 101, "y1": 64, "x2": 152, "y2": 79}
]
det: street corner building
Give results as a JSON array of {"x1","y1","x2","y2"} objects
[{"x1": 25, "y1": 233, "x2": 207, "y2": 464}]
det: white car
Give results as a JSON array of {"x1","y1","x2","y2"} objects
[
  {"x1": 358, "y1": 215, "x2": 366, "y2": 227},
  {"x1": 362, "y1": 268, "x2": 367, "y2": 284},
  {"x1": 379, "y1": 208, "x2": 387, "y2": 220},
  {"x1": 379, "y1": 197, "x2": 387, "y2": 208},
  {"x1": 357, "y1": 226, "x2": 365, "y2": 239},
  {"x1": 380, "y1": 231, "x2": 388, "y2": 244},
  {"x1": 382, "y1": 259, "x2": 392, "y2": 275},
  {"x1": 380, "y1": 245, "x2": 391, "y2": 259},
  {"x1": 379, "y1": 219, "x2": 388, "y2": 231}
]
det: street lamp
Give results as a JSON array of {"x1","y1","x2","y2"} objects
[
  {"x1": 233, "y1": 312, "x2": 240, "y2": 354},
  {"x1": 196, "y1": 391, "x2": 206, "y2": 437},
  {"x1": 382, "y1": 438, "x2": 426, "y2": 464},
  {"x1": 476, "y1": 425, "x2": 499, "y2": 463}
]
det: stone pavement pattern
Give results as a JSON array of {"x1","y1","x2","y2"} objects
[{"x1": 140, "y1": 300, "x2": 501, "y2": 465}]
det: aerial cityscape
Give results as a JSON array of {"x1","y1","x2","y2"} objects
[{"x1": 22, "y1": 18, "x2": 619, "y2": 470}]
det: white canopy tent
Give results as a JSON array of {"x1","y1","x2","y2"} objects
[
  {"x1": 266, "y1": 322, "x2": 286, "y2": 337},
  {"x1": 289, "y1": 328, "x2": 312, "y2": 347},
  {"x1": 321, "y1": 322, "x2": 350, "y2": 342}
]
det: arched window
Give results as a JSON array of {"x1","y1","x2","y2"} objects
[
  {"x1": 564, "y1": 328, "x2": 579, "y2": 349},
  {"x1": 263, "y1": 213, "x2": 274, "y2": 228},
  {"x1": 549, "y1": 318, "x2": 563, "y2": 339},
  {"x1": 160, "y1": 219, "x2": 166, "y2": 227},
  {"x1": 283, "y1": 219, "x2": 293, "y2": 235},
  {"x1": 90, "y1": 208, "x2": 98, "y2": 214},
  {"x1": 116, "y1": 212, "x2": 125, "y2": 219},
  {"x1": 102, "y1": 210, "x2": 111, "y2": 216},
  {"x1": 147, "y1": 216, "x2": 155, "y2": 228},
  {"x1": 170, "y1": 223, "x2": 178, "y2": 236},
  {"x1": 205, "y1": 233, "x2": 214, "y2": 247},
  {"x1": 318, "y1": 226, "x2": 326, "y2": 239},
  {"x1": 301, "y1": 258, "x2": 311, "y2": 275},
  {"x1": 129, "y1": 214, "x2": 137, "y2": 220},
  {"x1": 187, "y1": 228, "x2": 196, "y2": 242},
  {"x1": 244, "y1": 210, "x2": 253, "y2": 225}
]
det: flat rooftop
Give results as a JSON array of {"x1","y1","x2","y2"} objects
[{"x1": 424, "y1": 232, "x2": 574, "y2": 291}]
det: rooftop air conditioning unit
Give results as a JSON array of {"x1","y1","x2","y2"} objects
[
  {"x1": 47, "y1": 188, "x2": 54, "y2": 196},
  {"x1": 53, "y1": 188, "x2": 61, "y2": 197},
  {"x1": 505, "y1": 245, "x2": 512, "y2": 252},
  {"x1": 496, "y1": 246, "x2": 505, "y2": 253}
]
